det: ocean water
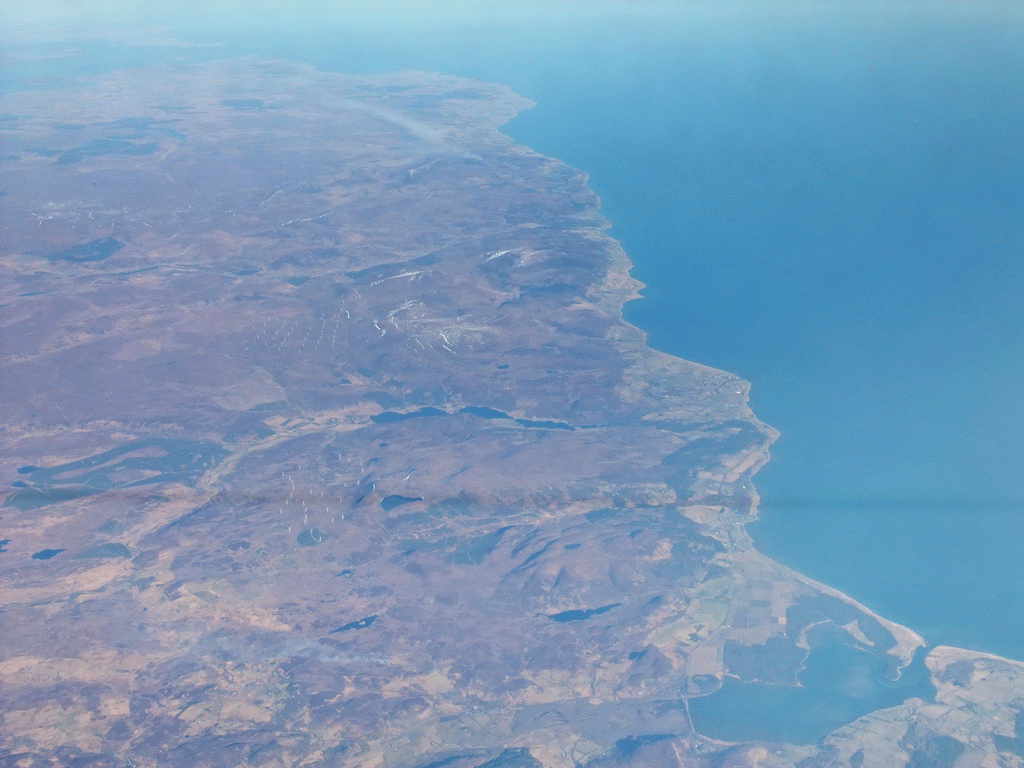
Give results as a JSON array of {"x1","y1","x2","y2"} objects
[
  {"x1": 7, "y1": 1, "x2": 1024, "y2": 739},
  {"x1": 469, "y1": 11, "x2": 1024, "y2": 659}
]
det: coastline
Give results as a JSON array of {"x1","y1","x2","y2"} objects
[
  {"x1": 2, "y1": 53, "x2": 1024, "y2": 766},
  {"x1": 555, "y1": 108, "x2": 926, "y2": 676},
  {"x1": 536, "y1": 69, "x2": 1024, "y2": 759}
]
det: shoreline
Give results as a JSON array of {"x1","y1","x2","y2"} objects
[
  {"x1": 4, "y1": 49, "x2": 1023, "y2": 764},
  {"x1": 505, "y1": 102, "x2": 930, "y2": 673}
]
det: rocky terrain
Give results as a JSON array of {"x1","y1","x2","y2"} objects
[{"x1": 1, "y1": 58, "x2": 1022, "y2": 768}]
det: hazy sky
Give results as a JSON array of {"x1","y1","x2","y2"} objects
[{"x1": 5, "y1": 0, "x2": 1022, "y2": 42}]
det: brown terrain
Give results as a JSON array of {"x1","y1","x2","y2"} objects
[{"x1": 1, "y1": 57, "x2": 1023, "y2": 768}]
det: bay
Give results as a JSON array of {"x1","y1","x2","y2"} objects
[{"x1": 688, "y1": 629, "x2": 935, "y2": 746}]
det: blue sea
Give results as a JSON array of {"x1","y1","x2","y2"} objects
[{"x1": 6, "y1": 1, "x2": 1024, "y2": 743}]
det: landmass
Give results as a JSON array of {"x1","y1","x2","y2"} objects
[{"x1": 1, "y1": 57, "x2": 1022, "y2": 768}]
